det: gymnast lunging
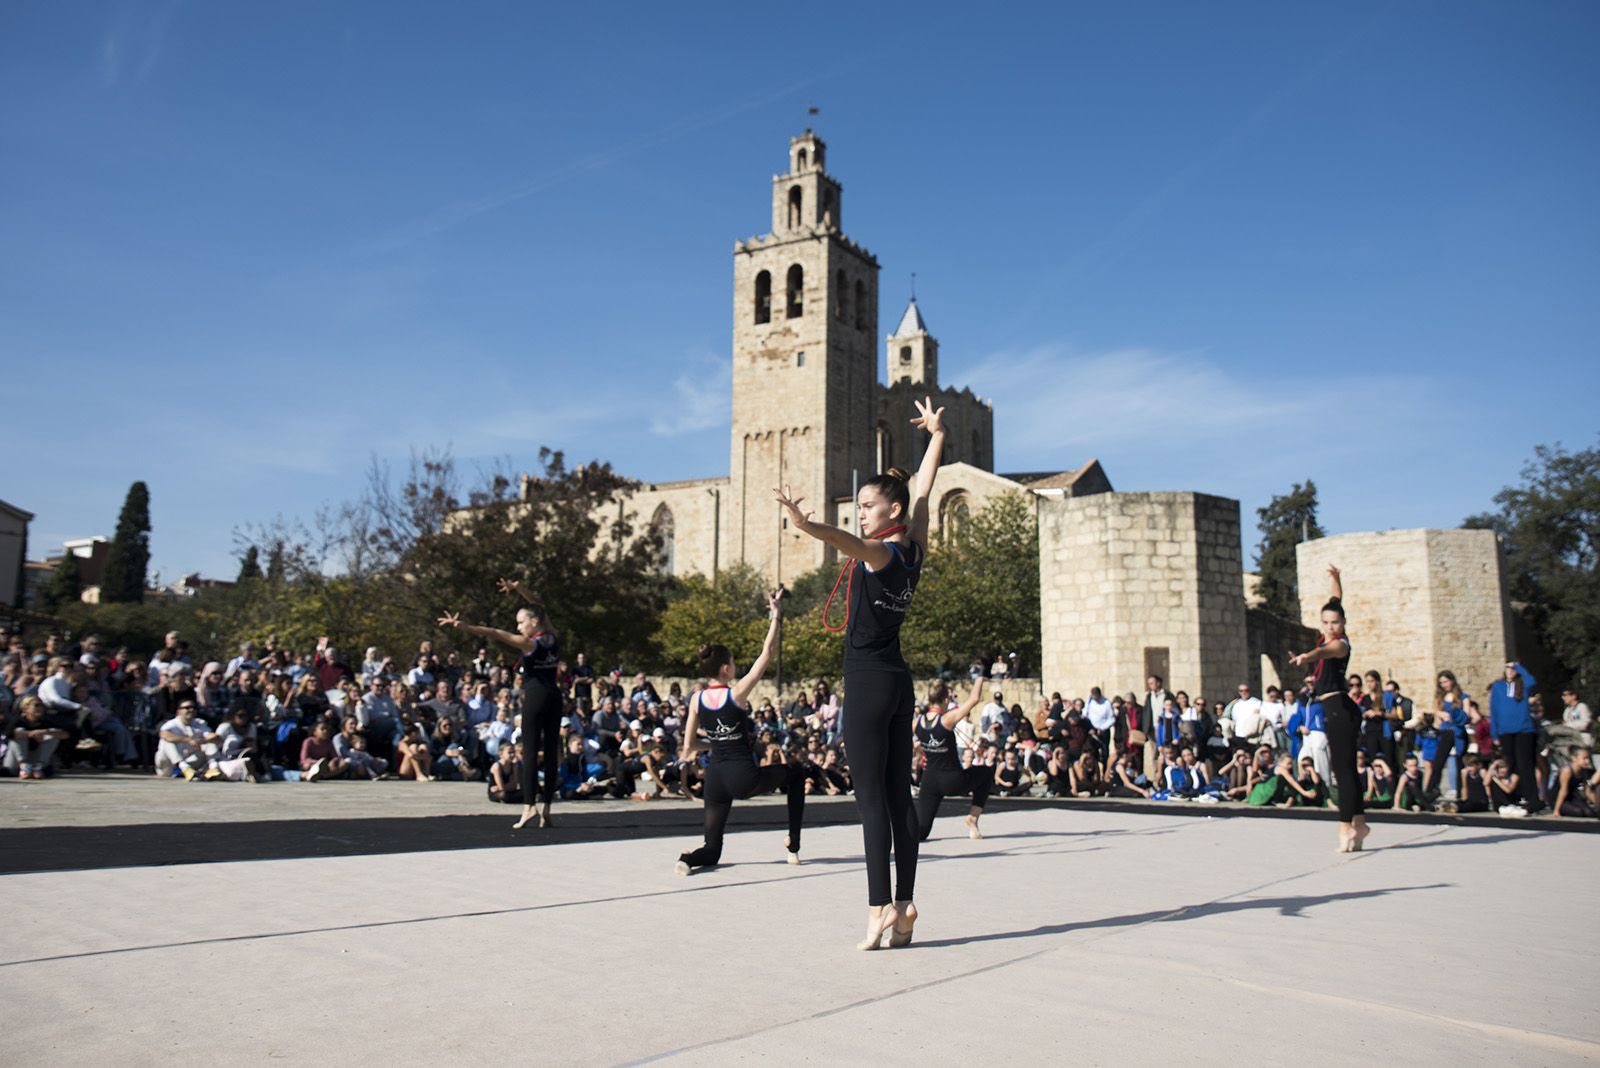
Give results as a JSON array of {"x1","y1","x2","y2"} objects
[
  {"x1": 915, "y1": 678, "x2": 992, "y2": 841},
  {"x1": 438, "y1": 578, "x2": 560, "y2": 830},
  {"x1": 1289, "y1": 564, "x2": 1370, "y2": 853},
  {"x1": 675, "y1": 590, "x2": 808, "y2": 875},
  {"x1": 775, "y1": 396, "x2": 945, "y2": 951}
]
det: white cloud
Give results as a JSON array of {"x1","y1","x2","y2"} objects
[{"x1": 651, "y1": 356, "x2": 730, "y2": 437}]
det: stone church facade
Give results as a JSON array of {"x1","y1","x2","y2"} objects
[{"x1": 559, "y1": 132, "x2": 1512, "y2": 700}]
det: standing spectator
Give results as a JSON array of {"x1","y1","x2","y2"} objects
[
  {"x1": 1085, "y1": 687, "x2": 1115, "y2": 757},
  {"x1": 569, "y1": 653, "x2": 595, "y2": 704},
  {"x1": 1224, "y1": 683, "x2": 1264, "y2": 751},
  {"x1": 1489, "y1": 661, "x2": 1541, "y2": 813}
]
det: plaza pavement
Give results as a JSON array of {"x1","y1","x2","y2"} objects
[{"x1": 0, "y1": 777, "x2": 1596, "y2": 1066}]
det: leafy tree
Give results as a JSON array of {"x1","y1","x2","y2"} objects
[
  {"x1": 42, "y1": 550, "x2": 82, "y2": 611},
  {"x1": 1465, "y1": 438, "x2": 1600, "y2": 694},
  {"x1": 899, "y1": 492, "x2": 1040, "y2": 677},
  {"x1": 236, "y1": 545, "x2": 262, "y2": 582},
  {"x1": 1254, "y1": 480, "x2": 1323, "y2": 620},
  {"x1": 12, "y1": 525, "x2": 26, "y2": 610},
  {"x1": 101, "y1": 481, "x2": 152, "y2": 603},
  {"x1": 265, "y1": 541, "x2": 286, "y2": 583},
  {"x1": 655, "y1": 565, "x2": 771, "y2": 674}
]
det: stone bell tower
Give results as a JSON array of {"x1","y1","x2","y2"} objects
[{"x1": 729, "y1": 131, "x2": 880, "y2": 582}]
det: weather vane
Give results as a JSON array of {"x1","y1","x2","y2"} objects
[{"x1": 910, "y1": 271, "x2": 917, "y2": 300}]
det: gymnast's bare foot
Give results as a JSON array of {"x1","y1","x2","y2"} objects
[
  {"x1": 857, "y1": 904, "x2": 897, "y2": 951},
  {"x1": 890, "y1": 900, "x2": 917, "y2": 948},
  {"x1": 513, "y1": 805, "x2": 537, "y2": 830}
]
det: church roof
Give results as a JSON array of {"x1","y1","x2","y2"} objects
[
  {"x1": 1001, "y1": 458, "x2": 1111, "y2": 492},
  {"x1": 892, "y1": 298, "x2": 927, "y2": 338}
]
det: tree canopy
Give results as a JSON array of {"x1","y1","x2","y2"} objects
[
  {"x1": 100, "y1": 481, "x2": 151, "y2": 603},
  {"x1": 1254, "y1": 480, "x2": 1323, "y2": 620}
]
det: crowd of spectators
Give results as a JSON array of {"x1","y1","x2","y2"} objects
[{"x1": 3, "y1": 625, "x2": 1595, "y2": 821}]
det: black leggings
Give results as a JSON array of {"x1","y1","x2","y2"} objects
[
  {"x1": 1501, "y1": 732, "x2": 1540, "y2": 809},
  {"x1": 843, "y1": 669, "x2": 918, "y2": 907},
  {"x1": 521, "y1": 680, "x2": 560, "y2": 805},
  {"x1": 679, "y1": 759, "x2": 806, "y2": 869},
  {"x1": 1320, "y1": 694, "x2": 1365, "y2": 821},
  {"x1": 915, "y1": 765, "x2": 992, "y2": 840}
]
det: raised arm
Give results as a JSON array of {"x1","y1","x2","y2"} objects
[
  {"x1": 731, "y1": 591, "x2": 783, "y2": 706},
  {"x1": 907, "y1": 396, "x2": 946, "y2": 549},
  {"x1": 941, "y1": 677, "x2": 986, "y2": 730},
  {"x1": 436, "y1": 613, "x2": 534, "y2": 654},
  {"x1": 1327, "y1": 563, "x2": 1343, "y2": 603},
  {"x1": 774, "y1": 487, "x2": 894, "y2": 570}
]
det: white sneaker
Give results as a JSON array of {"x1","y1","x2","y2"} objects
[
  {"x1": 1498, "y1": 804, "x2": 1527, "y2": 818},
  {"x1": 304, "y1": 758, "x2": 324, "y2": 783}
]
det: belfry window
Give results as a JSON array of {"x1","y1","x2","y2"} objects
[
  {"x1": 853, "y1": 279, "x2": 867, "y2": 329},
  {"x1": 786, "y1": 264, "x2": 804, "y2": 318},
  {"x1": 797, "y1": 147, "x2": 808, "y2": 170},
  {"x1": 754, "y1": 270, "x2": 772, "y2": 325},
  {"x1": 835, "y1": 270, "x2": 848, "y2": 321},
  {"x1": 787, "y1": 186, "x2": 803, "y2": 228}
]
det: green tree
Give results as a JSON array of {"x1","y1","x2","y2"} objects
[
  {"x1": 42, "y1": 550, "x2": 82, "y2": 611},
  {"x1": 101, "y1": 481, "x2": 152, "y2": 603},
  {"x1": 1464, "y1": 437, "x2": 1600, "y2": 694},
  {"x1": 236, "y1": 545, "x2": 262, "y2": 582},
  {"x1": 654, "y1": 565, "x2": 771, "y2": 674},
  {"x1": 899, "y1": 492, "x2": 1041, "y2": 677},
  {"x1": 1254, "y1": 480, "x2": 1323, "y2": 620}
]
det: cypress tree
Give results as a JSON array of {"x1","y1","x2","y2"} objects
[
  {"x1": 101, "y1": 481, "x2": 152, "y2": 603},
  {"x1": 1254, "y1": 480, "x2": 1323, "y2": 621},
  {"x1": 237, "y1": 545, "x2": 263, "y2": 582}
]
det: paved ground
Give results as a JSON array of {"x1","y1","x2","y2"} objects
[{"x1": 1, "y1": 780, "x2": 1597, "y2": 1066}]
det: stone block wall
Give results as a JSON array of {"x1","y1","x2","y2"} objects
[
  {"x1": 1040, "y1": 491, "x2": 1247, "y2": 702},
  {"x1": 1295, "y1": 529, "x2": 1510, "y2": 707}
]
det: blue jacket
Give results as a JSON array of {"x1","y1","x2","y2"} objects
[{"x1": 1488, "y1": 666, "x2": 1536, "y2": 737}]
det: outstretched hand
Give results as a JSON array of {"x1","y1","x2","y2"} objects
[
  {"x1": 910, "y1": 395, "x2": 946, "y2": 435},
  {"x1": 773, "y1": 485, "x2": 812, "y2": 526},
  {"x1": 1327, "y1": 564, "x2": 1341, "y2": 580},
  {"x1": 437, "y1": 613, "x2": 462, "y2": 629},
  {"x1": 497, "y1": 578, "x2": 521, "y2": 596},
  {"x1": 766, "y1": 589, "x2": 784, "y2": 619}
]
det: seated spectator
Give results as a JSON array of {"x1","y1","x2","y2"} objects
[
  {"x1": 334, "y1": 716, "x2": 389, "y2": 780},
  {"x1": 299, "y1": 719, "x2": 347, "y2": 782},
  {"x1": 4, "y1": 696, "x2": 69, "y2": 778},
  {"x1": 1214, "y1": 748, "x2": 1252, "y2": 800},
  {"x1": 1107, "y1": 747, "x2": 1150, "y2": 799},
  {"x1": 1163, "y1": 746, "x2": 1220, "y2": 800},
  {"x1": 1365, "y1": 756, "x2": 1396, "y2": 807},
  {"x1": 1044, "y1": 745, "x2": 1073, "y2": 797},
  {"x1": 1457, "y1": 753, "x2": 1491, "y2": 813},
  {"x1": 314, "y1": 638, "x2": 354, "y2": 692},
  {"x1": 357, "y1": 676, "x2": 401, "y2": 755},
  {"x1": 481, "y1": 706, "x2": 515, "y2": 758},
  {"x1": 429, "y1": 717, "x2": 478, "y2": 781},
  {"x1": 405, "y1": 654, "x2": 435, "y2": 691},
  {"x1": 818, "y1": 746, "x2": 850, "y2": 795},
  {"x1": 215, "y1": 706, "x2": 265, "y2": 782},
  {"x1": 395, "y1": 723, "x2": 434, "y2": 781},
  {"x1": 1281, "y1": 755, "x2": 1327, "y2": 807},
  {"x1": 1067, "y1": 750, "x2": 1103, "y2": 798},
  {"x1": 1551, "y1": 748, "x2": 1598, "y2": 819},
  {"x1": 157, "y1": 699, "x2": 222, "y2": 780},
  {"x1": 71, "y1": 679, "x2": 138, "y2": 766},
  {"x1": 1393, "y1": 754, "x2": 1427, "y2": 811},
  {"x1": 1486, "y1": 757, "x2": 1522, "y2": 813},
  {"x1": 557, "y1": 732, "x2": 612, "y2": 799},
  {"x1": 488, "y1": 741, "x2": 524, "y2": 803}
]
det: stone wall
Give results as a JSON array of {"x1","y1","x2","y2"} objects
[
  {"x1": 1039, "y1": 491, "x2": 1248, "y2": 702},
  {"x1": 1295, "y1": 529, "x2": 1510, "y2": 707}
]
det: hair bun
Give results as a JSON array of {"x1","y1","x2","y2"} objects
[
  {"x1": 696, "y1": 644, "x2": 712, "y2": 661},
  {"x1": 885, "y1": 467, "x2": 910, "y2": 482}
]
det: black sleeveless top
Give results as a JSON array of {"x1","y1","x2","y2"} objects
[
  {"x1": 845, "y1": 540, "x2": 923, "y2": 673},
  {"x1": 1464, "y1": 769, "x2": 1488, "y2": 805},
  {"x1": 695, "y1": 687, "x2": 755, "y2": 765},
  {"x1": 916, "y1": 711, "x2": 961, "y2": 772},
  {"x1": 1311, "y1": 634, "x2": 1351, "y2": 698},
  {"x1": 519, "y1": 633, "x2": 560, "y2": 688}
]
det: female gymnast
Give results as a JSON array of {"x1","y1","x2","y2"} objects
[
  {"x1": 675, "y1": 590, "x2": 808, "y2": 874},
  {"x1": 438, "y1": 578, "x2": 560, "y2": 830},
  {"x1": 914, "y1": 678, "x2": 991, "y2": 841},
  {"x1": 775, "y1": 396, "x2": 945, "y2": 950},
  {"x1": 1289, "y1": 564, "x2": 1369, "y2": 852}
]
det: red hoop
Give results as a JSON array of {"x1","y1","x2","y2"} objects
[{"x1": 821, "y1": 525, "x2": 908, "y2": 634}]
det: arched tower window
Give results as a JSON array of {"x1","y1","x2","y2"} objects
[
  {"x1": 787, "y1": 185, "x2": 803, "y2": 228},
  {"x1": 835, "y1": 269, "x2": 848, "y2": 322},
  {"x1": 940, "y1": 491, "x2": 971, "y2": 542},
  {"x1": 651, "y1": 504, "x2": 676, "y2": 577},
  {"x1": 853, "y1": 279, "x2": 867, "y2": 330},
  {"x1": 875, "y1": 422, "x2": 894, "y2": 473},
  {"x1": 754, "y1": 270, "x2": 772, "y2": 325},
  {"x1": 796, "y1": 147, "x2": 808, "y2": 170},
  {"x1": 971, "y1": 428, "x2": 980, "y2": 463},
  {"x1": 786, "y1": 264, "x2": 804, "y2": 319},
  {"x1": 822, "y1": 188, "x2": 834, "y2": 225}
]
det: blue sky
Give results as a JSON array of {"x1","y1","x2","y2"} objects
[{"x1": 4, "y1": 0, "x2": 1596, "y2": 582}]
